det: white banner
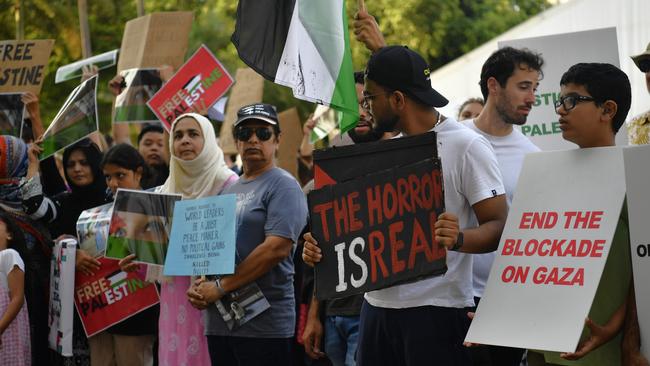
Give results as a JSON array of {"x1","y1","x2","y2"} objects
[
  {"x1": 465, "y1": 147, "x2": 626, "y2": 352},
  {"x1": 48, "y1": 239, "x2": 77, "y2": 356},
  {"x1": 624, "y1": 144, "x2": 650, "y2": 359}
]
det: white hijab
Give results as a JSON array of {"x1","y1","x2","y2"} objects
[{"x1": 161, "y1": 113, "x2": 236, "y2": 199}]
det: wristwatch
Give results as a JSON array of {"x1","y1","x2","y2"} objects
[
  {"x1": 451, "y1": 232, "x2": 464, "y2": 252},
  {"x1": 215, "y1": 278, "x2": 227, "y2": 297}
]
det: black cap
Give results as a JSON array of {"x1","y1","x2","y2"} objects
[
  {"x1": 366, "y1": 46, "x2": 448, "y2": 108},
  {"x1": 234, "y1": 103, "x2": 279, "y2": 127}
]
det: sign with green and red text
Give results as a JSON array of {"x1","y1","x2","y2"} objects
[
  {"x1": 74, "y1": 257, "x2": 159, "y2": 337},
  {"x1": 147, "y1": 45, "x2": 233, "y2": 130}
]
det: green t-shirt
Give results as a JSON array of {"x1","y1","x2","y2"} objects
[{"x1": 543, "y1": 205, "x2": 632, "y2": 366}]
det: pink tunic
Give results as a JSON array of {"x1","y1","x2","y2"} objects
[{"x1": 0, "y1": 249, "x2": 31, "y2": 366}]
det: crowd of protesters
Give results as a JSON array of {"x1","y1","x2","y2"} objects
[{"x1": 0, "y1": 5, "x2": 649, "y2": 366}]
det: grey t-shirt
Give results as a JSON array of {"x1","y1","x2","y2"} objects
[{"x1": 205, "y1": 167, "x2": 308, "y2": 338}]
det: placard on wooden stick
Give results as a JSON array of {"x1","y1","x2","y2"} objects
[{"x1": 0, "y1": 39, "x2": 54, "y2": 95}]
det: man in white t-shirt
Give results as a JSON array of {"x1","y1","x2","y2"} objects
[
  {"x1": 461, "y1": 47, "x2": 543, "y2": 366},
  {"x1": 304, "y1": 45, "x2": 508, "y2": 365}
]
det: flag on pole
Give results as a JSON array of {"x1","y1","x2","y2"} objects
[{"x1": 232, "y1": 0, "x2": 359, "y2": 133}]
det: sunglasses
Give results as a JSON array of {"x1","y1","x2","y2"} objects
[{"x1": 235, "y1": 126, "x2": 274, "y2": 141}]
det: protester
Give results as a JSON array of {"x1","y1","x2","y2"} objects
[
  {"x1": 302, "y1": 71, "x2": 387, "y2": 366},
  {"x1": 82, "y1": 143, "x2": 159, "y2": 366},
  {"x1": 462, "y1": 46, "x2": 543, "y2": 366},
  {"x1": 627, "y1": 41, "x2": 650, "y2": 145},
  {"x1": 303, "y1": 46, "x2": 507, "y2": 365},
  {"x1": 0, "y1": 136, "x2": 51, "y2": 365},
  {"x1": 458, "y1": 97, "x2": 485, "y2": 121},
  {"x1": 137, "y1": 124, "x2": 170, "y2": 188},
  {"x1": 187, "y1": 103, "x2": 308, "y2": 365},
  {"x1": 0, "y1": 212, "x2": 31, "y2": 366},
  {"x1": 525, "y1": 63, "x2": 634, "y2": 366},
  {"x1": 22, "y1": 138, "x2": 108, "y2": 366}
]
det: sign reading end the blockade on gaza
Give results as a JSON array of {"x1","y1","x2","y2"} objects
[
  {"x1": 465, "y1": 147, "x2": 627, "y2": 353},
  {"x1": 309, "y1": 158, "x2": 447, "y2": 300},
  {"x1": 147, "y1": 45, "x2": 233, "y2": 130}
]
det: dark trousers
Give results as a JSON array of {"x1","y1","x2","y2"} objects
[
  {"x1": 356, "y1": 300, "x2": 472, "y2": 366},
  {"x1": 470, "y1": 297, "x2": 525, "y2": 366},
  {"x1": 207, "y1": 335, "x2": 293, "y2": 366}
]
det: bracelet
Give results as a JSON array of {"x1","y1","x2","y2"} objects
[
  {"x1": 451, "y1": 232, "x2": 464, "y2": 252},
  {"x1": 215, "y1": 278, "x2": 227, "y2": 297}
]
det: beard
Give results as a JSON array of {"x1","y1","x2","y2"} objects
[
  {"x1": 374, "y1": 113, "x2": 399, "y2": 133},
  {"x1": 348, "y1": 124, "x2": 383, "y2": 143},
  {"x1": 496, "y1": 100, "x2": 528, "y2": 126}
]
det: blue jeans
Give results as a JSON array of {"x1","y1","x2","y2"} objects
[{"x1": 324, "y1": 315, "x2": 360, "y2": 366}]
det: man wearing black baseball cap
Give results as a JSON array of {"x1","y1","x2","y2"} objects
[{"x1": 360, "y1": 46, "x2": 507, "y2": 365}]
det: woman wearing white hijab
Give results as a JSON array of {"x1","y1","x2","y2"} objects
[{"x1": 122, "y1": 113, "x2": 236, "y2": 365}]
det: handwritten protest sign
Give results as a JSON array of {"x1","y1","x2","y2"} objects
[
  {"x1": 76, "y1": 203, "x2": 112, "y2": 257},
  {"x1": 117, "y1": 11, "x2": 193, "y2": 72},
  {"x1": 48, "y1": 239, "x2": 76, "y2": 356},
  {"x1": 219, "y1": 68, "x2": 264, "y2": 155},
  {"x1": 147, "y1": 45, "x2": 234, "y2": 129},
  {"x1": 310, "y1": 158, "x2": 446, "y2": 300},
  {"x1": 74, "y1": 257, "x2": 159, "y2": 337},
  {"x1": 105, "y1": 189, "x2": 181, "y2": 265},
  {"x1": 624, "y1": 144, "x2": 650, "y2": 359},
  {"x1": 40, "y1": 75, "x2": 98, "y2": 160},
  {"x1": 55, "y1": 49, "x2": 118, "y2": 84},
  {"x1": 277, "y1": 108, "x2": 302, "y2": 180},
  {"x1": 0, "y1": 39, "x2": 54, "y2": 95},
  {"x1": 164, "y1": 194, "x2": 237, "y2": 276},
  {"x1": 113, "y1": 68, "x2": 162, "y2": 124},
  {"x1": 465, "y1": 147, "x2": 627, "y2": 352},
  {"x1": 0, "y1": 93, "x2": 24, "y2": 137}
]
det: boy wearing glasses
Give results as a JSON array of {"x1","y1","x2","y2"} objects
[
  {"x1": 528, "y1": 63, "x2": 644, "y2": 366},
  {"x1": 628, "y1": 42, "x2": 650, "y2": 145}
]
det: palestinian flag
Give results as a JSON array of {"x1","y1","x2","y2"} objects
[{"x1": 232, "y1": 0, "x2": 359, "y2": 133}]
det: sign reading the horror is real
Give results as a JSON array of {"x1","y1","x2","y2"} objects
[{"x1": 309, "y1": 158, "x2": 447, "y2": 300}]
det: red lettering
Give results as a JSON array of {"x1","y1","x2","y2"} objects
[
  {"x1": 408, "y1": 217, "x2": 434, "y2": 269},
  {"x1": 588, "y1": 211, "x2": 603, "y2": 229},
  {"x1": 388, "y1": 221, "x2": 406, "y2": 274},
  {"x1": 347, "y1": 192, "x2": 363, "y2": 232},
  {"x1": 520, "y1": 212, "x2": 533, "y2": 229},
  {"x1": 333, "y1": 197, "x2": 349, "y2": 237},
  {"x1": 502, "y1": 239, "x2": 517, "y2": 255},
  {"x1": 396, "y1": 178, "x2": 411, "y2": 216},
  {"x1": 563, "y1": 211, "x2": 577, "y2": 229},
  {"x1": 431, "y1": 170, "x2": 443, "y2": 209},
  {"x1": 502, "y1": 265, "x2": 529, "y2": 283},
  {"x1": 366, "y1": 186, "x2": 383, "y2": 226},
  {"x1": 382, "y1": 183, "x2": 398, "y2": 220},
  {"x1": 408, "y1": 174, "x2": 424, "y2": 210},
  {"x1": 420, "y1": 173, "x2": 433, "y2": 209},
  {"x1": 312, "y1": 202, "x2": 333, "y2": 242},
  {"x1": 368, "y1": 231, "x2": 389, "y2": 282},
  {"x1": 591, "y1": 239, "x2": 605, "y2": 257}
]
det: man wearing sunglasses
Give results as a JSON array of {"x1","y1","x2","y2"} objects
[{"x1": 628, "y1": 42, "x2": 650, "y2": 145}]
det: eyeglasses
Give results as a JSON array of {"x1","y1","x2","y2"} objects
[
  {"x1": 361, "y1": 90, "x2": 393, "y2": 110},
  {"x1": 234, "y1": 126, "x2": 274, "y2": 141},
  {"x1": 554, "y1": 95, "x2": 596, "y2": 113}
]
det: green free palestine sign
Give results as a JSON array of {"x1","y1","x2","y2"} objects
[{"x1": 521, "y1": 122, "x2": 562, "y2": 137}]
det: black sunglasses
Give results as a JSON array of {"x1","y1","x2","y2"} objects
[{"x1": 235, "y1": 126, "x2": 274, "y2": 141}]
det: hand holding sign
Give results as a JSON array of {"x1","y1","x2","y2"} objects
[
  {"x1": 302, "y1": 232, "x2": 322, "y2": 267},
  {"x1": 434, "y1": 212, "x2": 460, "y2": 250}
]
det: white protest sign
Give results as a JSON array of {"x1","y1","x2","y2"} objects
[
  {"x1": 55, "y1": 49, "x2": 118, "y2": 84},
  {"x1": 624, "y1": 144, "x2": 650, "y2": 359},
  {"x1": 465, "y1": 147, "x2": 627, "y2": 352},
  {"x1": 499, "y1": 27, "x2": 625, "y2": 151},
  {"x1": 48, "y1": 239, "x2": 77, "y2": 356}
]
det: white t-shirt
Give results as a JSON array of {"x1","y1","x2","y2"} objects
[
  {"x1": 462, "y1": 119, "x2": 540, "y2": 297},
  {"x1": 364, "y1": 117, "x2": 505, "y2": 309},
  {"x1": 0, "y1": 249, "x2": 25, "y2": 290}
]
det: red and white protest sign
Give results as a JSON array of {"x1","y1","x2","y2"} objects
[
  {"x1": 74, "y1": 257, "x2": 160, "y2": 337},
  {"x1": 465, "y1": 147, "x2": 627, "y2": 353},
  {"x1": 147, "y1": 45, "x2": 234, "y2": 129}
]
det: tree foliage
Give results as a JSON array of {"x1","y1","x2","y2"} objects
[{"x1": 0, "y1": 0, "x2": 550, "y2": 130}]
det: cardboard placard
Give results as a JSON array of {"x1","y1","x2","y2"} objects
[
  {"x1": 0, "y1": 93, "x2": 24, "y2": 137},
  {"x1": 48, "y1": 239, "x2": 76, "y2": 356},
  {"x1": 117, "y1": 11, "x2": 193, "y2": 72},
  {"x1": 309, "y1": 158, "x2": 447, "y2": 300},
  {"x1": 74, "y1": 257, "x2": 160, "y2": 337},
  {"x1": 624, "y1": 144, "x2": 650, "y2": 359},
  {"x1": 147, "y1": 45, "x2": 234, "y2": 129},
  {"x1": 277, "y1": 107, "x2": 302, "y2": 180},
  {"x1": 105, "y1": 189, "x2": 182, "y2": 265},
  {"x1": 40, "y1": 75, "x2": 98, "y2": 160},
  {"x1": 219, "y1": 68, "x2": 264, "y2": 155},
  {"x1": 164, "y1": 194, "x2": 237, "y2": 276},
  {"x1": 55, "y1": 49, "x2": 118, "y2": 84},
  {"x1": 465, "y1": 147, "x2": 627, "y2": 352},
  {"x1": 0, "y1": 39, "x2": 54, "y2": 94}
]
